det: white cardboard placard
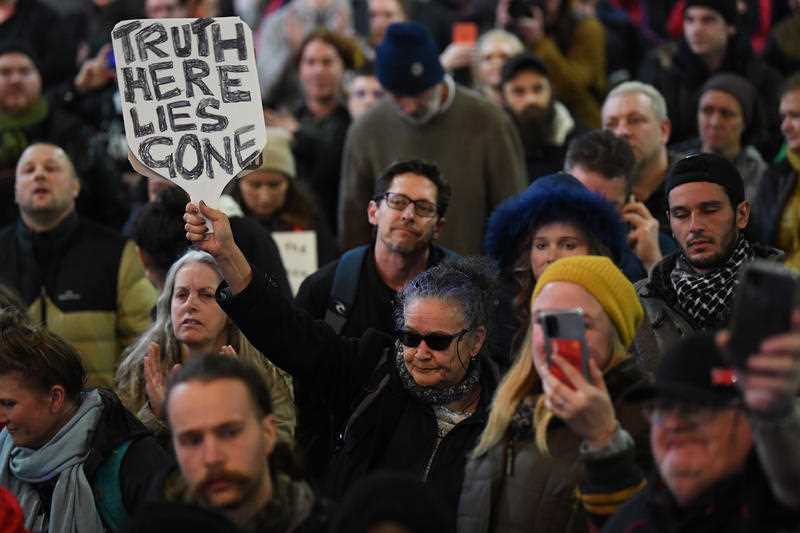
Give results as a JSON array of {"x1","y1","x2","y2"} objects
[
  {"x1": 111, "y1": 17, "x2": 266, "y2": 211},
  {"x1": 271, "y1": 231, "x2": 318, "y2": 296}
]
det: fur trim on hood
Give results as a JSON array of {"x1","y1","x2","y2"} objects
[{"x1": 484, "y1": 173, "x2": 627, "y2": 270}]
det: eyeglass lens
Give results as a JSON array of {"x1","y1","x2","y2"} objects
[
  {"x1": 399, "y1": 329, "x2": 464, "y2": 350},
  {"x1": 385, "y1": 192, "x2": 436, "y2": 217}
]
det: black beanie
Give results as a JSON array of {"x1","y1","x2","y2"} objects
[
  {"x1": 666, "y1": 153, "x2": 745, "y2": 207},
  {"x1": 0, "y1": 43, "x2": 41, "y2": 73},
  {"x1": 685, "y1": 0, "x2": 738, "y2": 25},
  {"x1": 700, "y1": 73, "x2": 762, "y2": 145},
  {"x1": 501, "y1": 53, "x2": 549, "y2": 86}
]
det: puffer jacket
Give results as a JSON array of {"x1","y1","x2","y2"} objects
[
  {"x1": 0, "y1": 213, "x2": 157, "y2": 386},
  {"x1": 457, "y1": 358, "x2": 650, "y2": 533}
]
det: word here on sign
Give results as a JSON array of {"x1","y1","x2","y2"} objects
[{"x1": 112, "y1": 16, "x2": 267, "y2": 209}]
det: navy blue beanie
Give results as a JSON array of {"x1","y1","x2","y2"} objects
[
  {"x1": 484, "y1": 173, "x2": 627, "y2": 270},
  {"x1": 376, "y1": 22, "x2": 444, "y2": 96}
]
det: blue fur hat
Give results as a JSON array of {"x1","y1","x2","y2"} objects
[
  {"x1": 484, "y1": 173, "x2": 627, "y2": 270},
  {"x1": 376, "y1": 22, "x2": 444, "y2": 96}
]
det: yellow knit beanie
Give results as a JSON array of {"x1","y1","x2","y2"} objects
[{"x1": 532, "y1": 256, "x2": 643, "y2": 349}]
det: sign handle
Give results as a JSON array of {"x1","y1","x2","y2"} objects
[{"x1": 191, "y1": 193, "x2": 216, "y2": 235}]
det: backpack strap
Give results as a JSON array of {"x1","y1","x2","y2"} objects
[
  {"x1": 95, "y1": 439, "x2": 133, "y2": 532},
  {"x1": 324, "y1": 245, "x2": 370, "y2": 334}
]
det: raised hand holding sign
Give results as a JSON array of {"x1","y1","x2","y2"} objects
[{"x1": 111, "y1": 17, "x2": 267, "y2": 231}]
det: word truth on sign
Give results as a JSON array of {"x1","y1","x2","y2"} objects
[{"x1": 112, "y1": 17, "x2": 262, "y2": 182}]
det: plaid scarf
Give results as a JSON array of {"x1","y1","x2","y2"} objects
[{"x1": 670, "y1": 235, "x2": 753, "y2": 331}]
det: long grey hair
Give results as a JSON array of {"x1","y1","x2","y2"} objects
[{"x1": 115, "y1": 250, "x2": 251, "y2": 412}]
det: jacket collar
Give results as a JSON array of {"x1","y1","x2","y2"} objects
[{"x1": 16, "y1": 210, "x2": 79, "y2": 259}]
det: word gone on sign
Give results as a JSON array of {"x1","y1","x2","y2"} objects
[{"x1": 112, "y1": 16, "x2": 267, "y2": 210}]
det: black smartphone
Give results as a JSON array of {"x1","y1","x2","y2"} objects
[
  {"x1": 727, "y1": 260, "x2": 798, "y2": 368},
  {"x1": 538, "y1": 309, "x2": 590, "y2": 386}
]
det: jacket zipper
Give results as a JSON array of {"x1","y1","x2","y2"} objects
[
  {"x1": 40, "y1": 286, "x2": 47, "y2": 325},
  {"x1": 422, "y1": 438, "x2": 442, "y2": 482}
]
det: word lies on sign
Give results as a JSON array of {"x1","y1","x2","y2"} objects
[{"x1": 112, "y1": 16, "x2": 267, "y2": 208}]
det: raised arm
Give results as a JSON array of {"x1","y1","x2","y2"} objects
[
  {"x1": 184, "y1": 202, "x2": 253, "y2": 295},
  {"x1": 183, "y1": 202, "x2": 389, "y2": 416},
  {"x1": 733, "y1": 311, "x2": 800, "y2": 509}
]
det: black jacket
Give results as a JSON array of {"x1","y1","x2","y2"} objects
[
  {"x1": 295, "y1": 243, "x2": 453, "y2": 338},
  {"x1": 639, "y1": 37, "x2": 783, "y2": 155},
  {"x1": 293, "y1": 242, "x2": 453, "y2": 477},
  {"x1": 752, "y1": 159, "x2": 796, "y2": 248},
  {"x1": 218, "y1": 267, "x2": 498, "y2": 514},
  {"x1": 604, "y1": 453, "x2": 800, "y2": 533},
  {"x1": 293, "y1": 103, "x2": 351, "y2": 233},
  {"x1": 633, "y1": 242, "x2": 783, "y2": 378},
  {"x1": 88, "y1": 389, "x2": 170, "y2": 515}
]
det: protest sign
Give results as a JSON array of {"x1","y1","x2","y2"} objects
[
  {"x1": 111, "y1": 17, "x2": 266, "y2": 213},
  {"x1": 271, "y1": 231, "x2": 318, "y2": 296}
]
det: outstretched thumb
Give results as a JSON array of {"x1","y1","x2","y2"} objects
[{"x1": 199, "y1": 200, "x2": 224, "y2": 220}]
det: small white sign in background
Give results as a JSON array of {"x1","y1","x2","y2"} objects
[{"x1": 271, "y1": 231, "x2": 318, "y2": 296}]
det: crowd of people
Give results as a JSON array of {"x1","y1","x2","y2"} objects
[{"x1": 1, "y1": 0, "x2": 800, "y2": 531}]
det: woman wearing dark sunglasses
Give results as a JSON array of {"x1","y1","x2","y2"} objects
[{"x1": 183, "y1": 201, "x2": 500, "y2": 523}]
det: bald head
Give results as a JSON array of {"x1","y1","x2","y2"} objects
[{"x1": 15, "y1": 144, "x2": 80, "y2": 232}]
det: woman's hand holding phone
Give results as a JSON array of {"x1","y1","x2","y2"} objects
[{"x1": 542, "y1": 352, "x2": 618, "y2": 450}]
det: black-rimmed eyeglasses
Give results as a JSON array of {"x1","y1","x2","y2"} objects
[{"x1": 377, "y1": 192, "x2": 438, "y2": 218}]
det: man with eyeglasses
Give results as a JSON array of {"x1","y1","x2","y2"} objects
[
  {"x1": 295, "y1": 158, "x2": 456, "y2": 477},
  {"x1": 600, "y1": 331, "x2": 800, "y2": 531},
  {"x1": 338, "y1": 21, "x2": 526, "y2": 255},
  {"x1": 183, "y1": 199, "x2": 502, "y2": 518}
]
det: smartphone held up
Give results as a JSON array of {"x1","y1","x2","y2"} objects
[
  {"x1": 726, "y1": 260, "x2": 799, "y2": 368},
  {"x1": 538, "y1": 309, "x2": 590, "y2": 388}
]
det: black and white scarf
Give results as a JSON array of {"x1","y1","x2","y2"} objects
[
  {"x1": 670, "y1": 235, "x2": 753, "y2": 331},
  {"x1": 394, "y1": 340, "x2": 481, "y2": 406}
]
